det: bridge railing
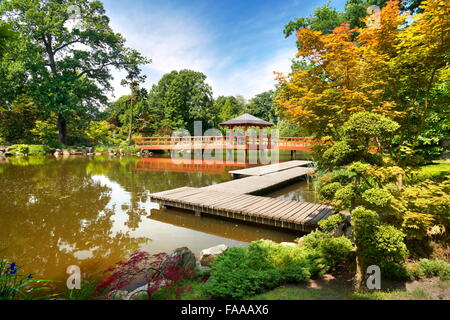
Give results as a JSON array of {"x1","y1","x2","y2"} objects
[{"x1": 134, "y1": 136, "x2": 325, "y2": 149}]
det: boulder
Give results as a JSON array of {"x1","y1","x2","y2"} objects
[
  {"x1": 280, "y1": 242, "x2": 297, "y2": 247},
  {"x1": 126, "y1": 284, "x2": 149, "y2": 300},
  {"x1": 199, "y1": 244, "x2": 228, "y2": 266},
  {"x1": 62, "y1": 149, "x2": 71, "y2": 156},
  {"x1": 160, "y1": 247, "x2": 196, "y2": 271},
  {"x1": 107, "y1": 290, "x2": 129, "y2": 300}
]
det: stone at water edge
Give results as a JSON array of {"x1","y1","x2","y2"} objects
[
  {"x1": 199, "y1": 244, "x2": 228, "y2": 267},
  {"x1": 160, "y1": 247, "x2": 197, "y2": 271},
  {"x1": 280, "y1": 242, "x2": 297, "y2": 247}
]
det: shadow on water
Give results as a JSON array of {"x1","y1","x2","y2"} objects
[{"x1": 0, "y1": 153, "x2": 315, "y2": 282}]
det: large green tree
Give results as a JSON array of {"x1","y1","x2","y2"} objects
[
  {"x1": 147, "y1": 70, "x2": 214, "y2": 133},
  {"x1": 120, "y1": 49, "x2": 150, "y2": 141},
  {"x1": 0, "y1": 0, "x2": 143, "y2": 145},
  {"x1": 245, "y1": 90, "x2": 277, "y2": 123}
]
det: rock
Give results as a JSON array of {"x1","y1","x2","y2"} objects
[
  {"x1": 280, "y1": 242, "x2": 297, "y2": 247},
  {"x1": 199, "y1": 244, "x2": 228, "y2": 267},
  {"x1": 62, "y1": 149, "x2": 71, "y2": 156},
  {"x1": 160, "y1": 247, "x2": 196, "y2": 271},
  {"x1": 126, "y1": 284, "x2": 149, "y2": 300},
  {"x1": 344, "y1": 226, "x2": 353, "y2": 238},
  {"x1": 108, "y1": 290, "x2": 129, "y2": 300},
  {"x1": 95, "y1": 152, "x2": 102, "y2": 156}
]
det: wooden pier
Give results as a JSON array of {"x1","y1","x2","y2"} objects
[{"x1": 150, "y1": 161, "x2": 336, "y2": 232}]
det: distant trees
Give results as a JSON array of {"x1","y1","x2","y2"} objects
[
  {"x1": 0, "y1": 0, "x2": 149, "y2": 145},
  {"x1": 283, "y1": 0, "x2": 424, "y2": 38}
]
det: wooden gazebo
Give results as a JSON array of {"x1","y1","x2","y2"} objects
[{"x1": 219, "y1": 113, "x2": 274, "y2": 151}]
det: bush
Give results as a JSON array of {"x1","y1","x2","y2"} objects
[
  {"x1": 0, "y1": 259, "x2": 56, "y2": 300},
  {"x1": 319, "y1": 182, "x2": 342, "y2": 200},
  {"x1": 318, "y1": 214, "x2": 347, "y2": 232},
  {"x1": 352, "y1": 207, "x2": 409, "y2": 279},
  {"x1": 28, "y1": 145, "x2": 51, "y2": 156},
  {"x1": 319, "y1": 237, "x2": 354, "y2": 266},
  {"x1": 300, "y1": 231, "x2": 353, "y2": 267},
  {"x1": 362, "y1": 188, "x2": 392, "y2": 207},
  {"x1": 203, "y1": 240, "x2": 324, "y2": 299},
  {"x1": 12, "y1": 144, "x2": 29, "y2": 155},
  {"x1": 411, "y1": 259, "x2": 450, "y2": 281}
]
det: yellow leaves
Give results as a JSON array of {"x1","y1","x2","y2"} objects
[{"x1": 274, "y1": 0, "x2": 449, "y2": 137}]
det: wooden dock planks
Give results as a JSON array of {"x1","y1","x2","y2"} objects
[
  {"x1": 202, "y1": 166, "x2": 315, "y2": 195},
  {"x1": 150, "y1": 187, "x2": 336, "y2": 232},
  {"x1": 149, "y1": 161, "x2": 338, "y2": 232},
  {"x1": 229, "y1": 160, "x2": 313, "y2": 177}
]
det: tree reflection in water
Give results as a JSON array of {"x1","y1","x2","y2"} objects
[{"x1": 0, "y1": 156, "x2": 303, "y2": 284}]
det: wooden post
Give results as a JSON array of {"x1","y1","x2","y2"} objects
[
  {"x1": 244, "y1": 126, "x2": 249, "y2": 160},
  {"x1": 228, "y1": 127, "x2": 233, "y2": 161}
]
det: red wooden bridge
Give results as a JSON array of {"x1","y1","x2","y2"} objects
[{"x1": 134, "y1": 136, "x2": 325, "y2": 152}]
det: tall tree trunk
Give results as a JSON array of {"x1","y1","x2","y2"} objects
[
  {"x1": 127, "y1": 99, "x2": 133, "y2": 141},
  {"x1": 57, "y1": 113, "x2": 67, "y2": 145},
  {"x1": 354, "y1": 249, "x2": 365, "y2": 292}
]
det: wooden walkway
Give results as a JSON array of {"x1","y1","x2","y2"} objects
[
  {"x1": 203, "y1": 166, "x2": 315, "y2": 195},
  {"x1": 149, "y1": 160, "x2": 335, "y2": 232},
  {"x1": 229, "y1": 160, "x2": 312, "y2": 177},
  {"x1": 150, "y1": 187, "x2": 334, "y2": 232}
]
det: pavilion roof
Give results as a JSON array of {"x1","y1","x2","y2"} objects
[{"x1": 219, "y1": 113, "x2": 274, "y2": 128}]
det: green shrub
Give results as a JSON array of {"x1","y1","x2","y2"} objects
[
  {"x1": 299, "y1": 230, "x2": 333, "y2": 250},
  {"x1": 203, "y1": 240, "x2": 324, "y2": 299},
  {"x1": 318, "y1": 214, "x2": 347, "y2": 232},
  {"x1": 300, "y1": 230, "x2": 353, "y2": 267},
  {"x1": 28, "y1": 145, "x2": 51, "y2": 156},
  {"x1": 362, "y1": 188, "x2": 392, "y2": 207},
  {"x1": 12, "y1": 144, "x2": 29, "y2": 155},
  {"x1": 319, "y1": 182, "x2": 342, "y2": 200},
  {"x1": 411, "y1": 259, "x2": 450, "y2": 281},
  {"x1": 352, "y1": 207, "x2": 409, "y2": 280},
  {"x1": 319, "y1": 237, "x2": 354, "y2": 266}
]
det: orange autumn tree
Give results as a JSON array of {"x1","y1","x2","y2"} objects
[
  {"x1": 275, "y1": 0, "x2": 450, "y2": 290},
  {"x1": 275, "y1": 0, "x2": 449, "y2": 145}
]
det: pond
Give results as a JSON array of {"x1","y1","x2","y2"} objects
[{"x1": 0, "y1": 154, "x2": 318, "y2": 284}]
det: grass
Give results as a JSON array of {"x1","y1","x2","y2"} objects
[
  {"x1": 250, "y1": 285, "x2": 404, "y2": 300},
  {"x1": 409, "y1": 160, "x2": 450, "y2": 181},
  {"x1": 64, "y1": 278, "x2": 101, "y2": 300}
]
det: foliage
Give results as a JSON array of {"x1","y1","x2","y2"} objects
[
  {"x1": 277, "y1": 1, "x2": 449, "y2": 164},
  {"x1": 245, "y1": 91, "x2": 277, "y2": 123},
  {"x1": 284, "y1": 1, "x2": 345, "y2": 37},
  {"x1": 204, "y1": 237, "x2": 354, "y2": 299},
  {"x1": 410, "y1": 259, "x2": 450, "y2": 281},
  {"x1": 0, "y1": 259, "x2": 56, "y2": 300},
  {"x1": 96, "y1": 250, "x2": 196, "y2": 300},
  {"x1": 204, "y1": 240, "x2": 324, "y2": 299},
  {"x1": 0, "y1": 0, "x2": 148, "y2": 144},
  {"x1": 31, "y1": 119, "x2": 59, "y2": 147},
  {"x1": 394, "y1": 177, "x2": 450, "y2": 240},
  {"x1": 85, "y1": 121, "x2": 113, "y2": 145},
  {"x1": 351, "y1": 207, "x2": 409, "y2": 279},
  {"x1": 12, "y1": 144, "x2": 29, "y2": 156},
  {"x1": 318, "y1": 213, "x2": 347, "y2": 232},
  {"x1": 65, "y1": 278, "x2": 101, "y2": 300}
]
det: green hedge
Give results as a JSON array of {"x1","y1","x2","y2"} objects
[
  {"x1": 203, "y1": 237, "x2": 353, "y2": 299},
  {"x1": 11, "y1": 145, "x2": 51, "y2": 156}
]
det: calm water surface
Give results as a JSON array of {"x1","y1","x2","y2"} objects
[{"x1": 0, "y1": 155, "x2": 317, "y2": 282}]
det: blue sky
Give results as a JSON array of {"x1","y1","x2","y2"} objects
[{"x1": 102, "y1": 0, "x2": 347, "y2": 100}]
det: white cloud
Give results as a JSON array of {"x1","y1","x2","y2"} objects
[{"x1": 104, "y1": 2, "x2": 297, "y2": 101}]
